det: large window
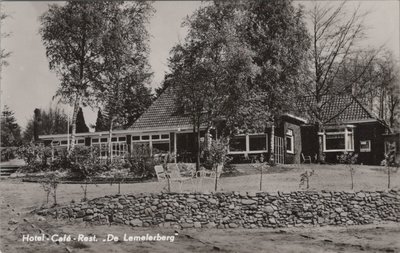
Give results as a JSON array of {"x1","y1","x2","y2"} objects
[
  {"x1": 228, "y1": 134, "x2": 268, "y2": 154},
  {"x1": 286, "y1": 129, "x2": 294, "y2": 154},
  {"x1": 229, "y1": 136, "x2": 246, "y2": 152},
  {"x1": 152, "y1": 142, "x2": 169, "y2": 153},
  {"x1": 249, "y1": 135, "x2": 267, "y2": 151},
  {"x1": 323, "y1": 127, "x2": 354, "y2": 152}
]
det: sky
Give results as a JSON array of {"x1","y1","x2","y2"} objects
[{"x1": 1, "y1": 1, "x2": 399, "y2": 131}]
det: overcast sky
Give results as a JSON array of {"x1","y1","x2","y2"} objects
[{"x1": 1, "y1": 1, "x2": 399, "y2": 131}]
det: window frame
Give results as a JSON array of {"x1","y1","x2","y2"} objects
[
  {"x1": 360, "y1": 140, "x2": 371, "y2": 152},
  {"x1": 228, "y1": 134, "x2": 268, "y2": 155},
  {"x1": 322, "y1": 126, "x2": 355, "y2": 152},
  {"x1": 286, "y1": 129, "x2": 294, "y2": 154}
]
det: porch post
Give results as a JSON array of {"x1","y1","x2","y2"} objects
[
  {"x1": 149, "y1": 136, "x2": 153, "y2": 157},
  {"x1": 174, "y1": 132, "x2": 177, "y2": 163},
  {"x1": 245, "y1": 134, "x2": 250, "y2": 159}
]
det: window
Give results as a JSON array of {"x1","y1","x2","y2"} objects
[
  {"x1": 60, "y1": 140, "x2": 68, "y2": 145},
  {"x1": 132, "y1": 136, "x2": 140, "y2": 141},
  {"x1": 249, "y1": 135, "x2": 267, "y2": 151},
  {"x1": 118, "y1": 137, "x2": 126, "y2": 142},
  {"x1": 229, "y1": 136, "x2": 246, "y2": 152},
  {"x1": 161, "y1": 134, "x2": 169, "y2": 140},
  {"x1": 286, "y1": 129, "x2": 294, "y2": 154},
  {"x1": 326, "y1": 134, "x2": 345, "y2": 150},
  {"x1": 92, "y1": 138, "x2": 99, "y2": 143},
  {"x1": 141, "y1": 135, "x2": 149, "y2": 140},
  {"x1": 101, "y1": 138, "x2": 108, "y2": 143},
  {"x1": 360, "y1": 140, "x2": 371, "y2": 152},
  {"x1": 323, "y1": 127, "x2": 354, "y2": 152},
  {"x1": 152, "y1": 135, "x2": 160, "y2": 140},
  {"x1": 111, "y1": 137, "x2": 117, "y2": 142},
  {"x1": 153, "y1": 142, "x2": 169, "y2": 153}
]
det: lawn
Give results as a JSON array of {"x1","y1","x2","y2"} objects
[{"x1": 0, "y1": 163, "x2": 399, "y2": 252}]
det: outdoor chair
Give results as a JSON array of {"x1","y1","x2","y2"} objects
[
  {"x1": 301, "y1": 153, "x2": 312, "y2": 164},
  {"x1": 164, "y1": 163, "x2": 195, "y2": 192},
  {"x1": 196, "y1": 164, "x2": 223, "y2": 191}
]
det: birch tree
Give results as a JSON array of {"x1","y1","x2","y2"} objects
[
  {"x1": 95, "y1": 1, "x2": 153, "y2": 161},
  {"x1": 40, "y1": 2, "x2": 111, "y2": 151}
]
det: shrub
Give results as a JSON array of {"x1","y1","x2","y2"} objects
[
  {"x1": 124, "y1": 143, "x2": 156, "y2": 178},
  {"x1": 39, "y1": 171, "x2": 62, "y2": 206},
  {"x1": 0, "y1": 147, "x2": 18, "y2": 162},
  {"x1": 17, "y1": 143, "x2": 52, "y2": 172},
  {"x1": 202, "y1": 138, "x2": 230, "y2": 170}
]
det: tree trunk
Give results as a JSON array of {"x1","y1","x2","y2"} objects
[
  {"x1": 269, "y1": 122, "x2": 275, "y2": 164},
  {"x1": 196, "y1": 123, "x2": 201, "y2": 172},
  {"x1": 214, "y1": 164, "x2": 218, "y2": 192},
  {"x1": 70, "y1": 95, "x2": 81, "y2": 153},
  {"x1": 108, "y1": 119, "x2": 114, "y2": 163},
  {"x1": 317, "y1": 122, "x2": 325, "y2": 164}
]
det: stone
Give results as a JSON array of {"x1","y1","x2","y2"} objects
[
  {"x1": 83, "y1": 215, "x2": 93, "y2": 221},
  {"x1": 208, "y1": 199, "x2": 218, "y2": 204},
  {"x1": 205, "y1": 222, "x2": 217, "y2": 228},
  {"x1": 194, "y1": 222, "x2": 202, "y2": 228},
  {"x1": 229, "y1": 223, "x2": 239, "y2": 228},
  {"x1": 181, "y1": 222, "x2": 194, "y2": 228},
  {"x1": 247, "y1": 192, "x2": 257, "y2": 197},
  {"x1": 76, "y1": 210, "x2": 86, "y2": 218},
  {"x1": 356, "y1": 192, "x2": 366, "y2": 198},
  {"x1": 130, "y1": 219, "x2": 143, "y2": 227},
  {"x1": 264, "y1": 206, "x2": 274, "y2": 214},
  {"x1": 165, "y1": 214, "x2": 176, "y2": 221},
  {"x1": 242, "y1": 199, "x2": 257, "y2": 205},
  {"x1": 86, "y1": 209, "x2": 94, "y2": 215},
  {"x1": 268, "y1": 218, "x2": 276, "y2": 224}
]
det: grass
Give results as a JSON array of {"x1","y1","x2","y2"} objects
[{"x1": 1, "y1": 163, "x2": 399, "y2": 253}]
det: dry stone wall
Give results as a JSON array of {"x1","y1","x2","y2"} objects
[{"x1": 37, "y1": 190, "x2": 400, "y2": 229}]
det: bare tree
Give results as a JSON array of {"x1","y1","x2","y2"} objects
[
  {"x1": 337, "y1": 50, "x2": 400, "y2": 130},
  {"x1": 302, "y1": 1, "x2": 379, "y2": 162}
]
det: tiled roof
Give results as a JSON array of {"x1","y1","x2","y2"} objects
[
  {"x1": 130, "y1": 88, "x2": 379, "y2": 131},
  {"x1": 129, "y1": 88, "x2": 193, "y2": 131},
  {"x1": 300, "y1": 95, "x2": 377, "y2": 124}
]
